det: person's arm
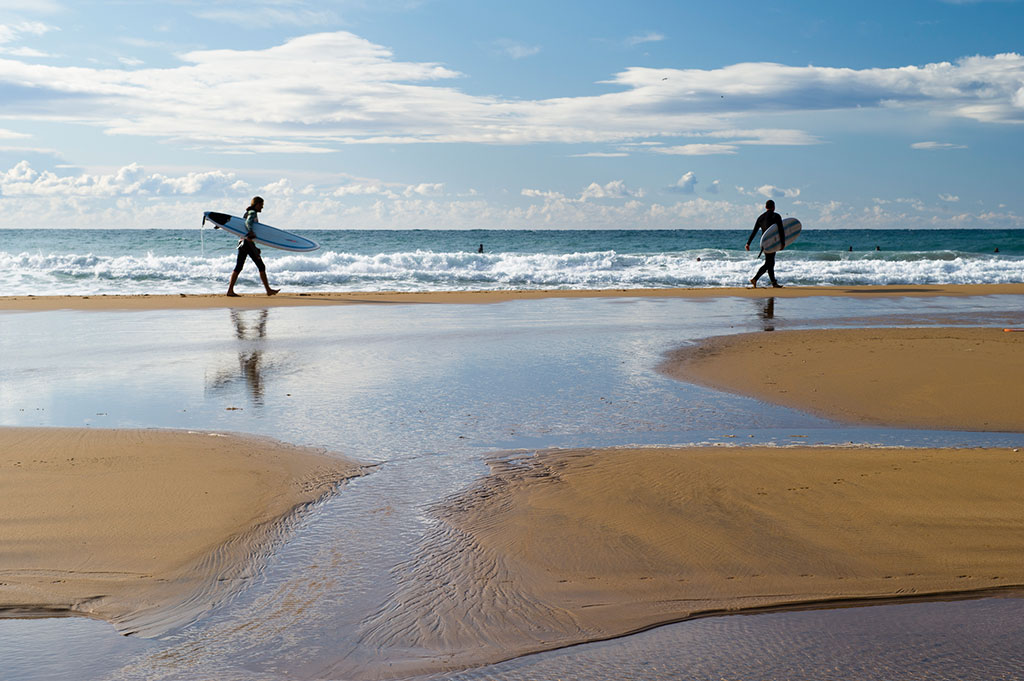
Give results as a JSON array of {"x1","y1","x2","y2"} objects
[{"x1": 746, "y1": 216, "x2": 762, "y2": 250}]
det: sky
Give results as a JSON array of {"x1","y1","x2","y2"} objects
[{"x1": 1, "y1": 0, "x2": 1023, "y2": 230}]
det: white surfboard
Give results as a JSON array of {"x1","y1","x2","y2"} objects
[
  {"x1": 203, "y1": 211, "x2": 320, "y2": 252},
  {"x1": 760, "y1": 217, "x2": 802, "y2": 253}
]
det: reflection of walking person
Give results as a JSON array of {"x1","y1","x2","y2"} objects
[
  {"x1": 745, "y1": 199, "x2": 785, "y2": 288},
  {"x1": 227, "y1": 196, "x2": 280, "y2": 297}
]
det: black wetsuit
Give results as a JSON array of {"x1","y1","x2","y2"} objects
[
  {"x1": 747, "y1": 210, "x2": 785, "y2": 286},
  {"x1": 234, "y1": 209, "x2": 267, "y2": 273}
]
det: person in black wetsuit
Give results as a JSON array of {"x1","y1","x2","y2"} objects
[
  {"x1": 226, "y1": 196, "x2": 280, "y2": 297},
  {"x1": 745, "y1": 199, "x2": 785, "y2": 288}
]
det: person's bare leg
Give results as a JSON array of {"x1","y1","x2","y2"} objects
[
  {"x1": 227, "y1": 271, "x2": 241, "y2": 297},
  {"x1": 260, "y1": 271, "x2": 279, "y2": 296}
]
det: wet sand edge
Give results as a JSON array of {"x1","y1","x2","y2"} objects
[{"x1": 3, "y1": 282, "x2": 1024, "y2": 311}]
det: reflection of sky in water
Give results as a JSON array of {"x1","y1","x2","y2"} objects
[{"x1": 1, "y1": 294, "x2": 1024, "y2": 680}]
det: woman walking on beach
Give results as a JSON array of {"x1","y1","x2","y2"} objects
[
  {"x1": 745, "y1": 199, "x2": 785, "y2": 288},
  {"x1": 227, "y1": 196, "x2": 280, "y2": 297}
]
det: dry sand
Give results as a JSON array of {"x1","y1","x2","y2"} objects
[
  {"x1": 3, "y1": 282, "x2": 1024, "y2": 311},
  {"x1": 0, "y1": 428, "x2": 363, "y2": 635},
  {"x1": 661, "y1": 327, "x2": 1024, "y2": 432}
]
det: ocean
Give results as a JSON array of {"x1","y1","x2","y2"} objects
[{"x1": 2, "y1": 227, "x2": 1022, "y2": 296}]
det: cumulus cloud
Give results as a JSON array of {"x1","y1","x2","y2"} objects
[
  {"x1": 670, "y1": 171, "x2": 698, "y2": 194},
  {"x1": 755, "y1": 184, "x2": 801, "y2": 199},
  {"x1": 0, "y1": 160, "x2": 246, "y2": 197},
  {"x1": 706, "y1": 179, "x2": 720, "y2": 194},
  {"x1": 522, "y1": 180, "x2": 643, "y2": 203},
  {"x1": 939, "y1": 193, "x2": 960, "y2": 202},
  {"x1": 579, "y1": 180, "x2": 644, "y2": 201}
]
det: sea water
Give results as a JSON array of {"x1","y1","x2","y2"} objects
[{"x1": 1, "y1": 228, "x2": 1022, "y2": 296}]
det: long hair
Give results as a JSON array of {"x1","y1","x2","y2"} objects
[{"x1": 247, "y1": 196, "x2": 264, "y2": 212}]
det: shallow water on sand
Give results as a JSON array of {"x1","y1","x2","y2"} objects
[{"x1": 2, "y1": 294, "x2": 1024, "y2": 680}]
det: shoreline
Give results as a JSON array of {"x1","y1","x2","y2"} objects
[{"x1": 3, "y1": 282, "x2": 1024, "y2": 311}]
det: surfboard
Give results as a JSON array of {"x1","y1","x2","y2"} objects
[
  {"x1": 760, "y1": 217, "x2": 802, "y2": 254},
  {"x1": 203, "y1": 212, "x2": 320, "y2": 252}
]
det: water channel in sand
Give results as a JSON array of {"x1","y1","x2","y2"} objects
[{"x1": 2, "y1": 294, "x2": 1023, "y2": 680}]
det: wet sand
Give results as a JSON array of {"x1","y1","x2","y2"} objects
[
  {"x1": 661, "y1": 327, "x2": 1024, "y2": 432},
  {"x1": 0, "y1": 428, "x2": 363, "y2": 636},
  {"x1": 350, "y1": 319, "x2": 1024, "y2": 673},
  {"x1": 382, "y1": 444, "x2": 1024, "y2": 670},
  {"x1": 4, "y1": 288, "x2": 1024, "y2": 678},
  {"x1": 3, "y1": 282, "x2": 1024, "y2": 311}
]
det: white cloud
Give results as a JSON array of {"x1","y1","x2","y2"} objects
[
  {"x1": 0, "y1": 33, "x2": 1021, "y2": 158},
  {"x1": 569, "y1": 151, "x2": 630, "y2": 157},
  {"x1": 521, "y1": 188, "x2": 567, "y2": 201},
  {"x1": 755, "y1": 184, "x2": 801, "y2": 200},
  {"x1": 670, "y1": 171, "x2": 698, "y2": 194},
  {"x1": 0, "y1": 1, "x2": 63, "y2": 12},
  {"x1": 522, "y1": 181, "x2": 643, "y2": 204},
  {"x1": 654, "y1": 144, "x2": 738, "y2": 155},
  {"x1": 939, "y1": 193, "x2": 960, "y2": 202},
  {"x1": 0, "y1": 20, "x2": 57, "y2": 55},
  {"x1": 625, "y1": 32, "x2": 665, "y2": 47},
  {"x1": 911, "y1": 141, "x2": 968, "y2": 149},
  {"x1": 579, "y1": 180, "x2": 644, "y2": 201},
  {"x1": 493, "y1": 39, "x2": 541, "y2": 59},
  {"x1": 404, "y1": 182, "x2": 445, "y2": 197},
  {"x1": 706, "y1": 180, "x2": 720, "y2": 194},
  {"x1": 0, "y1": 161, "x2": 245, "y2": 197},
  {"x1": 194, "y1": 6, "x2": 336, "y2": 27}
]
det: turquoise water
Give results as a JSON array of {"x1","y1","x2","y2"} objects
[{"x1": 2, "y1": 228, "x2": 1022, "y2": 295}]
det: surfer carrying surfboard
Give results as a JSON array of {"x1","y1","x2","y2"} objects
[
  {"x1": 745, "y1": 199, "x2": 785, "y2": 288},
  {"x1": 227, "y1": 196, "x2": 280, "y2": 297}
]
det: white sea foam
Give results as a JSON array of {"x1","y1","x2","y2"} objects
[{"x1": 1, "y1": 248, "x2": 1022, "y2": 296}]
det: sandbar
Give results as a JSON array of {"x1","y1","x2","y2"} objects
[
  {"x1": 661, "y1": 327, "x2": 1024, "y2": 432},
  {"x1": 3, "y1": 282, "x2": 1024, "y2": 311},
  {"x1": 0, "y1": 428, "x2": 364, "y2": 636},
  {"x1": 369, "y1": 445, "x2": 1024, "y2": 670}
]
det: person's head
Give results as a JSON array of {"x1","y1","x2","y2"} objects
[
  {"x1": 249, "y1": 196, "x2": 264, "y2": 211},
  {"x1": 765, "y1": 199, "x2": 775, "y2": 211}
]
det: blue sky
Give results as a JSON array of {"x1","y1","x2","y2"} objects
[{"x1": 1, "y1": 0, "x2": 1023, "y2": 229}]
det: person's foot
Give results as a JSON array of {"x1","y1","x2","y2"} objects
[
  {"x1": 227, "y1": 291, "x2": 240, "y2": 297},
  {"x1": 771, "y1": 282, "x2": 784, "y2": 288},
  {"x1": 266, "y1": 288, "x2": 280, "y2": 296},
  {"x1": 749, "y1": 278, "x2": 758, "y2": 288}
]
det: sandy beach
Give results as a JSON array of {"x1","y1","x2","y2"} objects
[
  {"x1": 661, "y1": 326, "x2": 1024, "y2": 432},
  {"x1": 0, "y1": 428, "x2": 363, "y2": 636},
  {"x1": 3, "y1": 286, "x2": 1024, "y2": 678}
]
